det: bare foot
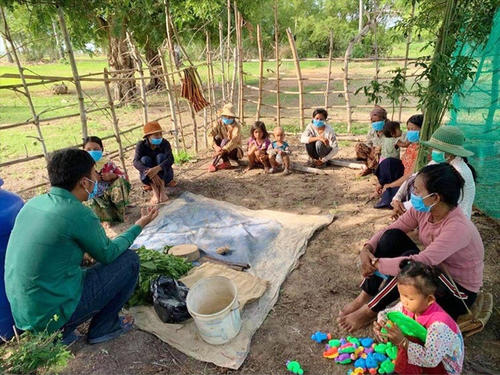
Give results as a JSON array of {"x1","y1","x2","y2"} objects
[
  {"x1": 149, "y1": 195, "x2": 159, "y2": 205},
  {"x1": 158, "y1": 194, "x2": 169, "y2": 204},
  {"x1": 167, "y1": 180, "x2": 177, "y2": 187},
  {"x1": 338, "y1": 291, "x2": 373, "y2": 318},
  {"x1": 338, "y1": 304, "x2": 377, "y2": 333}
]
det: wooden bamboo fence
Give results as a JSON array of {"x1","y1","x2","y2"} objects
[{"x1": 0, "y1": 1, "x2": 426, "y2": 195}]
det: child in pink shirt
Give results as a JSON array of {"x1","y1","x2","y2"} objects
[{"x1": 374, "y1": 260, "x2": 464, "y2": 374}]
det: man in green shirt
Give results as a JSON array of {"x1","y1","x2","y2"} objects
[{"x1": 5, "y1": 149, "x2": 158, "y2": 344}]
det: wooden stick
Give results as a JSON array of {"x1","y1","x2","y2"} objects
[
  {"x1": 398, "y1": 1, "x2": 415, "y2": 122},
  {"x1": 0, "y1": 7, "x2": 49, "y2": 162},
  {"x1": 126, "y1": 32, "x2": 148, "y2": 124},
  {"x1": 218, "y1": 21, "x2": 226, "y2": 102},
  {"x1": 158, "y1": 49, "x2": 181, "y2": 153},
  {"x1": 56, "y1": 6, "x2": 88, "y2": 140},
  {"x1": 286, "y1": 27, "x2": 304, "y2": 130},
  {"x1": 230, "y1": 47, "x2": 237, "y2": 102},
  {"x1": 238, "y1": 159, "x2": 331, "y2": 175},
  {"x1": 203, "y1": 107, "x2": 208, "y2": 148},
  {"x1": 226, "y1": 0, "x2": 232, "y2": 97},
  {"x1": 188, "y1": 104, "x2": 199, "y2": 154},
  {"x1": 234, "y1": 4, "x2": 244, "y2": 125},
  {"x1": 274, "y1": 0, "x2": 280, "y2": 127},
  {"x1": 372, "y1": 19, "x2": 380, "y2": 83},
  {"x1": 256, "y1": 24, "x2": 264, "y2": 121},
  {"x1": 325, "y1": 30, "x2": 333, "y2": 110},
  {"x1": 344, "y1": 21, "x2": 374, "y2": 133},
  {"x1": 205, "y1": 31, "x2": 215, "y2": 147},
  {"x1": 103, "y1": 68, "x2": 128, "y2": 177}
]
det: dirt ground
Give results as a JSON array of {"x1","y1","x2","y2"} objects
[{"x1": 45, "y1": 135, "x2": 500, "y2": 375}]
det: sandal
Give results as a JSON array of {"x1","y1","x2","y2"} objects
[{"x1": 88, "y1": 316, "x2": 134, "y2": 345}]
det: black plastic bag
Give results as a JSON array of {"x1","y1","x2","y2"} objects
[{"x1": 150, "y1": 276, "x2": 191, "y2": 323}]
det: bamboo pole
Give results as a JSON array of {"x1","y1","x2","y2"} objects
[
  {"x1": 189, "y1": 104, "x2": 199, "y2": 154},
  {"x1": 163, "y1": 2, "x2": 186, "y2": 150},
  {"x1": 0, "y1": 7, "x2": 48, "y2": 162},
  {"x1": 56, "y1": 6, "x2": 88, "y2": 140},
  {"x1": 126, "y1": 32, "x2": 148, "y2": 124},
  {"x1": 398, "y1": 1, "x2": 415, "y2": 122},
  {"x1": 274, "y1": 0, "x2": 280, "y2": 127},
  {"x1": 205, "y1": 31, "x2": 215, "y2": 144},
  {"x1": 203, "y1": 107, "x2": 208, "y2": 148},
  {"x1": 218, "y1": 21, "x2": 226, "y2": 102},
  {"x1": 103, "y1": 68, "x2": 128, "y2": 177},
  {"x1": 226, "y1": 0, "x2": 232, "y2": 96},
  {"x1": 234, "y1": 3, "x2": 244, "y2": 125},
  {"x1": 372, "y1": 19, "x2": 380, "y2": 83},
  {"x1": 324, "y1": 30, "x2": 333, "y2": 109},
  {"x1": 343, "y1": 22, "x2": 374, "y2": 133},
  {"x1": 256, "y1": 24, "x2": 264, "y2": 121},
  {"x1": 230, "y1": 47, "x2": 237, "y2": 102},
  {"x1": 158, "y1": 49, "x2": 180, "y2": 153},
  {"x1": 286, "y1": 27, "x2": 304, "y2": 130}
]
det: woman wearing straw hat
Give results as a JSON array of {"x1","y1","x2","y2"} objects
[
  {"x1": 133, "y1": 121, "x2": 175, "y2": 204},
  {"x1": 208, "y1": 103, "x2": 243, "y2": 172},
  {"x1": 392, "y1": 126, "x2": 477, "y2": 219}
]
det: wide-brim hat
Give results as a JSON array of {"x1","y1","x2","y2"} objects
[
  {"x1": 421, "y1": 126, "x2": 474, "y2": 157},
  {"x1": 219, "y1": 103, "x2": 237, "y2": 118},
  {"x1": 143, "y1": 121, "x2": 163, "y2": 137}
]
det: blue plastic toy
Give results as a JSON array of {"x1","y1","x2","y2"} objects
[{"x1": 311, "y1": 331, "x2": 331, "y2": 343}]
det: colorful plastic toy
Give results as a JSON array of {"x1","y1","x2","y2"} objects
[
  {"x1": 381, "y1": 311, "x2": 428, "y2": 342},
  {"x1": 378, "y1": 358, "x2": 396, "y2": 374},
  {"x1": 386, "y1": 344, "x2": 398, "y2": 360},
  {"x1": 328, "y1": 339, "x2": 341, "y2": 347},
  {"x1": 323, "y1": 347, "x2": 338, "y2": 359},
  {"x1": 354, "y1": 358, "x2": 366, "y2": 369},
  {"x1": 286, "y1": 360, "x2": 304, "y2": 375},
  {"x1": 311, "y1": 331, "x2": 332, "y2": 343},
  {"x1": 347, "y1": 367, "x2": 365, "y2": 375},
  {"x1": 339, "y1": 343, "x2": 356, "y2": 354},
  {"x1": 335, "y1": 353, "x2": 352, "y2": 365},
  {"x1": 347, "y1": 336, "x2": 361, "y2": 346},
  {"x1": 360, "y1": 337, "x2": 374, "y2": 347}
]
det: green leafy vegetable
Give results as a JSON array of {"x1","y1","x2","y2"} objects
[{"x1": 128, "y1": 246, "x2": 192, "y2": 307}]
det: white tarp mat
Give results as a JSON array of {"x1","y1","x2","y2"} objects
[{"x1": 129, "y1": 192, "x2": 332, "y2": 369}]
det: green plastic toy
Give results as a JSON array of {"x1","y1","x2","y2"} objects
[
  {"x1": 328, "y1": 339, "x2": 341, "y2": 347},
  {"x1": 286, "y1": 360, "x2": 304, "y2": 375},
  {"x1": 379, "y1": 358, "x2": 396, "y2": 374},
  {"x1": 346, "y1": 336, "x2": 361, "y2": 346},
  {"x1": 381, "y1": 311, "x2": 428, "y2": 342},
  {"x1": 386, "y1": 344, "x2": 398, "y2": 360}
]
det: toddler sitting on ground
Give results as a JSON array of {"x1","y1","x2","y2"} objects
[{"x1": 267, "y1": 127, "x2": 292, "y2": 175}]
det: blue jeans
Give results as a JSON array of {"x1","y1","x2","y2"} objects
[
  {"x1": 62, "y1": 250, "x2": 139, "y2": 342},
  {"x1": 140, "y1": 155, "x2": 174, "y2": 185}
]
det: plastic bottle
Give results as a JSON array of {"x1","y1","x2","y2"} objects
[{"x1": 0, "y1": 178, "x2": 24, "y2": 339}]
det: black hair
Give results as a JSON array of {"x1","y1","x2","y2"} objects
[
  {"x1": 312, "y1": 108, "x2": 328, "y2": 120},
  {"x1": 417, "y1": 163, "x2": 465, "y2": 207},
  {"x1": 407, "y1": 114, "x2": 423, "y2": 128},
  {"x1": 250, "y1": 121, "x2": 269, "y2": 140},
  {"x1": 462, "y1": 157, "x2": 478, "y2": 182},
  {"x1": 398, "y1": 260, "x2": 441, "y2": 296},
  {"x1": 383, "y1": 121, "x2": 401, "y2": 138},
  {"x1": 83, "y1": 136, "x2": 104, "y2": 150},
  {"x1": 48, "y1": 149, "x2": 95, "y2": 191}
]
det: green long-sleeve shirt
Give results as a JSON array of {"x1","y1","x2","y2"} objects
[{"x1": 4, "y1": 187, "x2": 142, "y2": 332}]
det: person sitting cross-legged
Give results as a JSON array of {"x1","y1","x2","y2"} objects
[{"x1": 4, "y1": 149, "x2": 158, "y2": 345}]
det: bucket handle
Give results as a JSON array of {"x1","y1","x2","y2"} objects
[{"x1": 230, "y1": 300, "x2": 241, "y2": 312}]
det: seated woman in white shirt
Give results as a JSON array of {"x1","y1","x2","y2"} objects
[
  {"x1": 392, "y1": 126, "x2": 476, "y2": 219},
  {"x1": 300, "y1": 108, "x2": 339, "y2": 167}
]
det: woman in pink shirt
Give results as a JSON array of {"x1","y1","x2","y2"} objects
[{"x1": 338, "y1": 163, "x2": 484, "y2": 332}]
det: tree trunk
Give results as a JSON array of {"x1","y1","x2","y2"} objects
[
  {"x1": 100, "y1": 16, "x2": 137, "y2": 102},
  {"x1": 52, "y1": 20, "x2": 64, "y2": 60},
  {"x1": 145, "y1": 43, "x2": 165, "y2": 91}
]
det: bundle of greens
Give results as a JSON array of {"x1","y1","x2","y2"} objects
[{"x1": 128, "y1": 246, "x2": 193, "y2": 306}]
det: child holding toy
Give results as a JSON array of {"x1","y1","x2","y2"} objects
[
  {"x1": 374, "y1": 260, "x2": 464, "y2": 374},
  {"x1": 245, "y1": 121, "x2": 272, "y2": 173},
  {"x1": 268, "y1": 126, "x2": 292, "y2": 175}
]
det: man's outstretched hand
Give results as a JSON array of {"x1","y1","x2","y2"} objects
[{"x1": 135, "y1": 206, "x2": 159, "y2": 228}]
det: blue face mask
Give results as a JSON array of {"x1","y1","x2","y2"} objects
[
  {"x1": 84, "y1": 177, "x2": 99, "y2": 200},
  {"x1": 222, "y1": 117, "x2": 234, "y2": 125},
  {"x1": 87, "y1": 150, "x2": 103, "y2": 162},
  {"x1": 431, "y1": 149, "x2": 446, "y2": 163},
  {"x1": 406, "y1": 130, "x2": 420, "y2": 143},
  {"x1": 410, "y1": 192, "x2": 436, "y2": 213},
  {"x1": 313, "y1": 119, "x2": 325, "y2": 127},
  {"x1": 150, "y1": 138, "x2": 162, "y2": 145},
  {"x1": 371, "y1": 120, "x2": 385, "y2": 131}
]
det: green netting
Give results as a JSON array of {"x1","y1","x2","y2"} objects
[{"x1": 448, "y1": 8, "x2": 500, "y2": 219}]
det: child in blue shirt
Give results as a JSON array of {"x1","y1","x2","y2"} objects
[{"x1": 268, "y1": 127, "x2": 292, "y2": 175}]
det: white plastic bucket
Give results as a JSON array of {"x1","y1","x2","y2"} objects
[{"x1": 186, "y1": 276, "x2": 241, "y2": 345}]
